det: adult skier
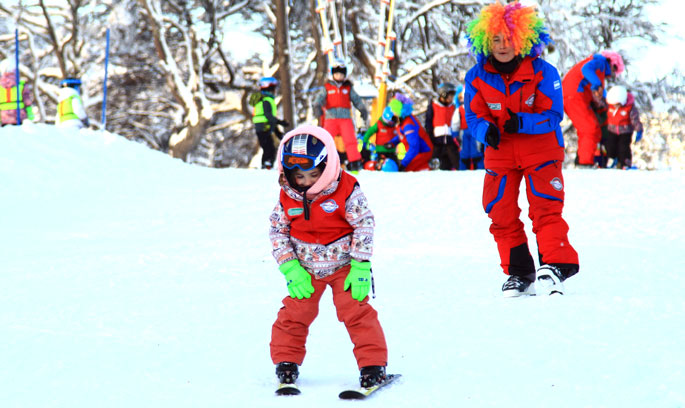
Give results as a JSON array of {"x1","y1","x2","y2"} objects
[{"x1": 464, "y1": 1, "x2": 579, "y2": 296}]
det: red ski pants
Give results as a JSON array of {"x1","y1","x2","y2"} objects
[
  {"x1": 482, "y1": 161, "x2": 579, "y2": 276},
  {"x1": 270, "y1": 265, "x2": 388, "y2": 369},
  {"x1": 323, "y1": 118, "x2": 361, "y2": 162},
  {"x1": 565, "y1": 95, "x2": 600, "y2": 165}
]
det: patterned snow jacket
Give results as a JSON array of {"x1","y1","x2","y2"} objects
[{"x1": 269, "y1": 171, "x2": 375, "y2": 279}]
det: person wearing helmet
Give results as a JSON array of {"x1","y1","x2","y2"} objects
[
  {"x1": 268, "y1": 125, "x2": 389, "y2": 390},
  {"x1": 252, "y1": 77, "x2": 290, "y2": 169},
  {"x1": 0, "y1": 58, "x2": 35, "y2": 126},
  {"x1": 361, "y1": 105, "x2": 399, "y2": 170},
  {"x1": 562, "y1": 50, "x2": 625, "y2": 167},
  {"x1": 55, "y1": 77, "x2": 89, "y2": 128},
  {"x1": 425, "y1": 82, "x2": 460, "y2": 170},
  {"x1": 386, "y1": 93, "x2": 433, "y2": 172},
  {"x1": 464, "y1": 2, "x2": 579, "y2": 297},
  {"x1": 311, "y1": 59, "x2": 369, "y2": 172},
  {"x1": 604, "y1": 85, "x2": 644, "y2": 169}
]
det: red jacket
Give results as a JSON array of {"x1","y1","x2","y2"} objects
[
  {"x1": 458, "y1": 105, "x2": 468, "y2": 130},
  {"x1": 324, "y1": 82, "x2": 352, "y2": 110},
  {"x1": 562, "y1": 54, "x2": 611, "y2": 104},
  {"x1": 280, "y1": 171, "x2": 357, "y2": 245},
  {"x1": 375, "y1": 120, "x2": 396, "y2": 146},
  {"x1": 464, "y1": 56, "x2": 565, "y2": 168}
]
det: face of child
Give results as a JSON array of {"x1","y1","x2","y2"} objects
[
  {"x1": 293, "y1": 167, "x2": 322, "y2": 190},
  {"x1": 491, "y1": 33, "x2": 516, "y2": 63},
  {"x1": 333, "y1": 72, "x2": 346, "y2": 82},
  {"x1": 441, "y1": 94, "x2": 455, "y2": 105}
]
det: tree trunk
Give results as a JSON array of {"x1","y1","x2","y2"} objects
[{"x1": 275, "y1": 0, "x2": 294, "y2": 129}]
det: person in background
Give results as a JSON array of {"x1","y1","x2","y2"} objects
[
  {"x1": 0, "y1": 58, "x2": 35, "y2": 126},
  {"x1": 387, "y1": 93, "x2": 433, "y2": 172},
  {"x1": 604, "y1": 85, "x2": 644, "y2": 169},
  {"x1": 311, "y1": 59, "x2": 369, "y2": 172},
  {"x1": 269, "y1": 125, "x2": 389, "y2": 391},
  {"x1": 425, "y1": 82, "x2": 459, "y2": 170},
  {"x1": 252, "y1": 77, "x2": 289, "y2": 169},
  {"x1": 55, "y1": 77, "x2": 89, "y2": 128},
  {"x1": 562, "y1": 50, "x2": 625, "y2": 168},
  {"x1": 452, "y1": 85, "x2": 484, "y2": 170},
  {"x1": 464, "y1": 2, "x2": 579, "y2": 297},
  {"x1": 362, "y1": 105, "x2": 399, "y2": 169}
]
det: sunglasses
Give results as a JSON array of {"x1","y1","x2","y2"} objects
[{"x1": 283, "y1": 153, "x2": 319, "y2": 171}]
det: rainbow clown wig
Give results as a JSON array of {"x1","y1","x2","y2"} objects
[{"x1": 466, "y1": 2, "x2": 552, "y2": 64}]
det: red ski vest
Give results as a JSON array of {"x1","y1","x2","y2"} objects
[
  {"x1": 280, "y1": 171, "x2": 358, "y2": 245},
  {"x1": 324, "y1": 82, "x2": 352, "y2": 110},
  {"x1": 431, "y1": 101, "x2": 456, "y2": 129},
  {"x1": 458, "y1": 105, "x2": 468, "y2": 130},
  {"x1": 375, "y1": 121, "x2": 395, "y2": 145},
  {"x1": 607, "y1": 104, "x2": 631, "y2": 128}
]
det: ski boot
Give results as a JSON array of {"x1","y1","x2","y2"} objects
[
  {"x1": 536, "y1": 265, "x2": 565, "y2": 295},
  {"x1": 502, "y1": 274, "x2": 535, "y2": 297},
  {"x1": 360, "y1": 365, "x2": 386, "y2": 388},
  {"x1": 276, "y1": 362, "x2": 299, "y2": 385}
]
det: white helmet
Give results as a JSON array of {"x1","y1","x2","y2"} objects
[{"x1": 606, "y1": 85, "x2": 627, "y2": 105}]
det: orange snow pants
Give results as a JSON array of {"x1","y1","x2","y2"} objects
[
  {"x1": 483, "y1": 161, "x2": 579, "y2": 277},
  {"x1": 323, "y1": 118, "x2": 361, "y2": 162},
  {"x1": 564, "y1": 94, "x2": 600, "y2": 165},
  {"x1": 270, "y1": 265, "x2": 388, "y2": 369}
]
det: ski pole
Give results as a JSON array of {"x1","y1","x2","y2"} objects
[
  {"x1": 101, "y1": 28, "x2": 110, "y2": 130},
  {"x1": 15, "y1": 29, "x2": 21, "y2": 125}
]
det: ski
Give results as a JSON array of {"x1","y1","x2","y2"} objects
[
  {"x1": 275, "y1": 383, "x2": 301, "y2": 396},
  {"x1": 338, "y1": 374, "x2": 401, "y2": 400}
]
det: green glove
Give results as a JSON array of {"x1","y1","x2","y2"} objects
[
  {"x1": 279, "y1": 259, "x2": 315, "y2": 299},
  {"x1": 344, "y1": 259, "x2": 371, "y2": 301}
]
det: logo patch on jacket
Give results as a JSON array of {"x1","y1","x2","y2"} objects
[
  {"x1": 554, "y1": 80, "x2": 561, "y2": 90},
  {"x1": 320, "y1": 199, "x2": 339, "y2": 213},
  {"x1": 287, "y1": 208, "x2": 304, "y2": 216},
  {"x1": 487, "y1": 102, "x2": 501, "y2": 111},
  {"x1": 525, "y1": 94, "x2": 535, "y2": 107},
  {"x1": 342, "y1": 89, "x2": 349, "y2": 94},
  {"x1": 550, "y1": 177, "x2": 563, "y2": 191}
]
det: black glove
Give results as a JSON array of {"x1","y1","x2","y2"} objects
[
  {"x1": 485, "y1": 123, "x2": 500, "y2": 150},
  {"x1": 279, "y1": 120, "x2": 290, "y2": 128},
  {"x1": 503, "y1": 108, "x2": 520, "y2": 134}
]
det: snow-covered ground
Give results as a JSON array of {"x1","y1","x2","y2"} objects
[{"x1": 1, "y1": 124, "x2": 684, "y2": 408}]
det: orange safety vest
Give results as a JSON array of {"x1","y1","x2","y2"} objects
[{"x1": 57, "y1": 95, "x2": 80, "y2": 122}]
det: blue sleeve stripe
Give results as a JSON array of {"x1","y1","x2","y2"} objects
[
  {"x1": 527, "y1": 175, "x2": 563, "y2": 202},
  {"x1": 485, "y1": 175, "x2": 507, "y2": 213}
]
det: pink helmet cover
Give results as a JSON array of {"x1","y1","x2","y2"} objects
[
  {"x1": 600, "y1": 50, "x2": 625, "y2": 76},
  {"x1": 276, "y1": 125, "x2": 341, "y2": 197}
]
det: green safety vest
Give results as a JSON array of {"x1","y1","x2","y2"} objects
[
  {"x1": 57, "y1": 95, "x2": 81, "y2": 123},
  {"x1": 252, "y1": 95, "x2": 277, "y2": 126},
  {"x1": 0, "y1": 81, "x2": 25, "y2": 110}
]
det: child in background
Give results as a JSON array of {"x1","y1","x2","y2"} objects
[
  {"x1": 425, "y1": 83, "x2": 459, "y2": 170},
  {"x1": 605, "y1": 85, "x2": 644, "y2": 169},
  {"x1": 55, "y1": 77, "x2": 89, "y2": 128},
  {"x1": 362, "y1": 105, "x2": 399, "y2": 169},
  {"x1": 452, "y1": 85, "x2": 484, "y2": 170},
  {"x1": 0, "y1": 58, "x2": 35, "y2": 126},
  {"x1": 387, "y1": 94, "x2": 433, "y2": 172},
  {"x1": 252, "y1": 77, "x2": 290, "y2": 169},
  {"x1": 269, "y1": 125, "x2": 388, "y2": 391}
]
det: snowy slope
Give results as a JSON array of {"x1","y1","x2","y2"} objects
[{"x1": 1, "y1": 124, "x2": 684, "y2": 408}]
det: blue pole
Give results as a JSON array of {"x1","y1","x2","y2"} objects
[
  {"x1": 15, "y1": 29, "x2": 21, "y2": 125},
  {"x1": 101, "y1": 28, "x2": 110, "y2": 129}
]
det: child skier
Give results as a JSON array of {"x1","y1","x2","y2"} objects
[
  {"x1": 311, "y1": 60, "x2": 369, "y2": 171},
  {"x1": 361, "y1": 105, "x2": 399, "y2": 169},
  {"x1": 252, "y1": 77, "x2": 289, "y2": 169},
  {"x1": 425, "y1": 82, "x2": 460, "y2": 170},
  {"x1": 0, "y1": 58, "x2": 35, "y2": 126},
  {"x1": 464, "y1": 2, "x2": 579, "y2": 296},
  {"x1": 387, "y1": 94, "x2": 433, "y2": 172},
  {"x1": 269, "y1": 125, "x2": 388, "y2": 390},
  {"x1": 453, "y1": 85, "x2": 484, "y2": 170},
  {"x1": 55, "y1": 77, "x2": 89, "y2": 128},
  {"x1": 605, "y1": 85, "x2": 644, "y2": 169}
]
